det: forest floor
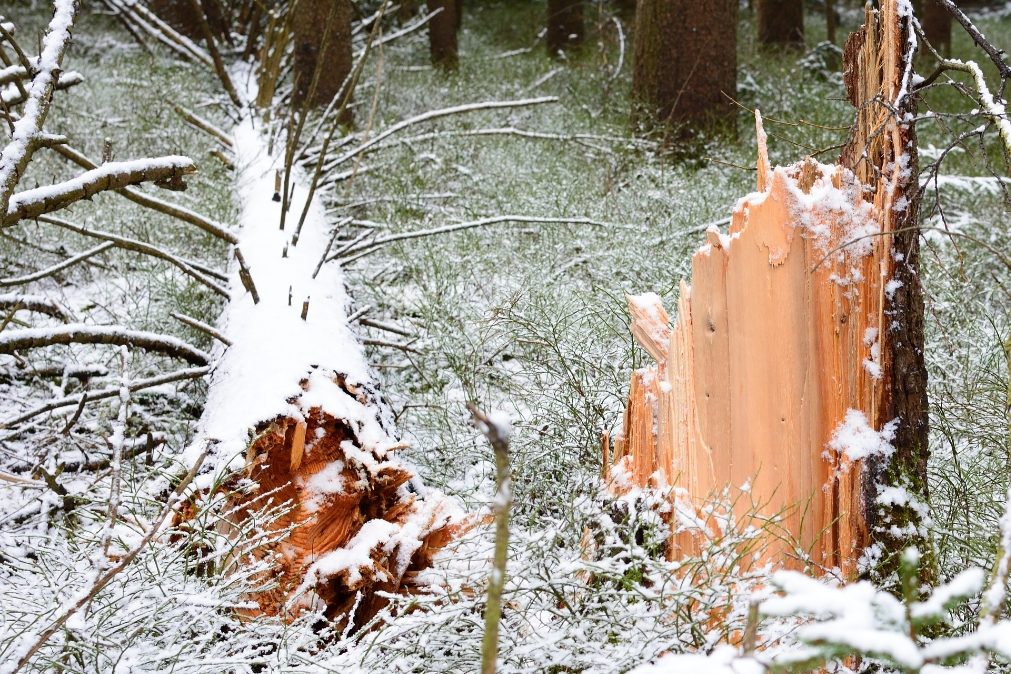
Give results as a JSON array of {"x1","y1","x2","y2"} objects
[{"x1": 1, "y1": 0, "x2": 1010, "y2": 671}]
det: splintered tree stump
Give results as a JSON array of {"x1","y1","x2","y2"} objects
[{"x1": 612, "y1": 0, "x2": 925, "y2": 580}]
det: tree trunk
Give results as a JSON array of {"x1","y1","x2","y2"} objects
[
  {"x1": 177, "y1": 118, "x2": 465, "y2": 630},
  {"x1": 631, "y1": 0, "x2": 737, "y2": 132},
  {"x1": 921, "y1": 0, "x2": 952, "y2": 55},
  {"x1": 150, "y1": 0, "x2": 229, "y2": 41},
  {"x1": 546, "y1": 0, "x2": 585, "y2": 56},
  {"x1": 612, "y1": 0, "x2": 932, "y2": 587},
  {"x1": 426, "y1": 0, "x2": 459, "y2": 69},
  {"x1": 826, "y1": 0, "x2": 836, "y2": 43},
  {"x1": 614, "y1": 0, "x2": 637, "y2": 18},
  {"x1": 842, "y1": 1, "x2": 935, "y2": 588},
  {"x1": 755, "y1": 0, "x2": 804, "y2": 47},
  {"x1": 292, "y1": 0, "x2": 353, "y2": 111}
]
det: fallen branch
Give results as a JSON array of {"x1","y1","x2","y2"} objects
[
  {"x1": 37, "y1": 214, "x2": 230, "y2": 296},
  {"x1": 3, "y1": 157, "x2": 197, "y2": 226},
  {"x1": 0, "y1": 366, "x2": 209, "y2": 429},
  {"x1": 0, "y1": 0, "x2": 79, "y2": 217},
  {"x1": 50, "y1": 144, "x2": 238, "y2": 244},
  {"x1": 0, "y1": 70, "x2": 83, "y2": 106},
  {"x1": 334, "y1": 215, "x2": 633, "y2": 262},
  {"x1": 0, "y1": 324, "x2": 210, "y2": 365},
  {"x1": 0, "y1": 241, "x2": 115, "y2": 286},
  {"x1": 0, "y1": 293, "x2": 71, "y2": 321},
  {"x1": 170, "y1": 311, "x2": 232, "y2": 346},
  {"x1": 173, "y1": 104, "x2": 233, "y2": 149}
]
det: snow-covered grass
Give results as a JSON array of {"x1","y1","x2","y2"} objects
[{"x1": 0, "y1": 0, "x2": 1008, "y2": 671}]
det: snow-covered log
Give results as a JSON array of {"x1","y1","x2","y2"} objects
[
  {"x1": 180, "y1": 118, "x2": 465, "y2": 628},
  {"x1": 611, "y1": 0, "x2": 928, "y2": 581}
]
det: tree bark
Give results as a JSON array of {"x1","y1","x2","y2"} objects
[
  {"x1": 292, "y1": 0, "x2": 353, "y2": 111},
  {"x1": 755, "y1": 0, "x2": 804, "y2": 47},
  {"x1": 826, "y1": 0, "x2": 836, "y2": 43},
  {"x1": 150, "y1": 0, "x2": 229, "y2": 41},
  {"x1": 842, "y1": 2, "x2": 935, "y2": 588},
  {"x1": 546, "y1": 0, "x2": 584, "y2": 56},
  {"x1": 426, "y1": 0, "x2": 459, "y2": 69},
  {"x1": 631, "y1": 0, "x2": 736, "y2": 132}
]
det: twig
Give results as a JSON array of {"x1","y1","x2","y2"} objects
[
  {"x1": 334, "y1": 215, "x2": 634, "y2": 262},
  {"x1": 171, "y1": 311, "x2": 232, "y2": 346},
  {"x1": 323, "y1": 97, "x2": 559, "y2": 172},
  {"x1": 0, "y1": 241, "x2": 115, "y2": 285},
  {"x1": 468, "y1": 403, "x2": 512, "y2": 674}
]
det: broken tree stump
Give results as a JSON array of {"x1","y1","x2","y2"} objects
[{"x1": 611, "y1": 0, "x2": 926, "y2": 580}]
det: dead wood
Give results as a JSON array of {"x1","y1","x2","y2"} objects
[
  {"x1": 197, "y1": 372, "x2": 465, "y2": 631},
  {"x1": 2, "y1": 157, "x2": 197, "y2": 226},
  {"x1": 0, "y1": 324, "x2": 210, "y2": 366}
]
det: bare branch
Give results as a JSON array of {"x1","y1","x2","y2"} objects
[
  {"x1": 0, "y1": 70, "x2": 83, "y2": 106},
  {"x1": 185, "y1": 0, "x2": 242, "y2": 107},
  {"x1": 0, "y1": 241, "x2": 114, "y2": 286},
  {"x1": 334, "y1": 215, "x2": 635, "y2": 262},
  {"x1": 49, "y1": 144, "x2": 238, "y2": 244},
  {"x1": 0, "y1": 293, "x2": 71, "y2": 320},
  {"x1": 37, "y1": 214, "x2": 230, "y2": 296},
  {"x1": 0, "y1": 0, "x2": 79, "y2": 216},
  {"x1": 3, "y1": 156, "x2": 198, "y2": 227},
  {"x1": 0, "y1": 324, "x2": 210, "y2": 365},
  {"x1": 0, "y1": 366, "x2": 209, "y2": 429},
  {"x1": 929, "y1": 0, "x2": 1011, "y2": 80},
  {"x1": 170, "y1": 311, "x2": 231, "y2": 346},
  {"x1": 173, "y1": 104, "x2": 233, "y2": 149}
]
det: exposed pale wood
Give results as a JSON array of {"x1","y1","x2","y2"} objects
[
  {"x1": 196, "y1": 374, "x2": 464, "y2": 631},
  {"x1": 610, "y1": 0, "x2": 916, "y2": 578}
]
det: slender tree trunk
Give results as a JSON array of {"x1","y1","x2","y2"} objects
[
  {"x1": 150, "y1": 0, "x2": 229, "y2": 41},
  {"x1": 614, "y1": 0, "x2": 637, "y2": 17},
  {"x1": 631, "y1": 0, "x2": 737, "y2": 133},
  {"x1": 921, "y1": 0, "x2": 952, "y2": 55},
  {"x1": 826, "y1": 0, "x2": 836, "y2": 43},
  {"x1": 756, "y1": 0, "x2": 804, "y2": 47},
  {"x1": 399, "y1": 0, "x2": 416, "y2": 23},
  {"x1": 546, "y1": 0, "x2": 585, "y2": 56},
  {"x1": 292, "y1": 0, "x2": 353, "y2": 111},
  {"x1": 426, "y1": 0, "x2": 459, "y2": 69}
]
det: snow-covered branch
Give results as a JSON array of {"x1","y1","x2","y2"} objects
[
  {"x1": 3, "y1": 156, "x2": 197, "y2": 226},
  {"x1": 0, "y1": 0, "x2": 78, "y2": 217},
  {"x1": 0, "y1": 324, "x2": 210, "y2": 365}
]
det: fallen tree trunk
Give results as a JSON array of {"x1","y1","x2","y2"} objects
[
  {"x1": 181, "y1": 117, "x2": 464, "y2": 629},
  {"x1": 611, "y1": 0, "x2": 928, "y2": 582}
]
